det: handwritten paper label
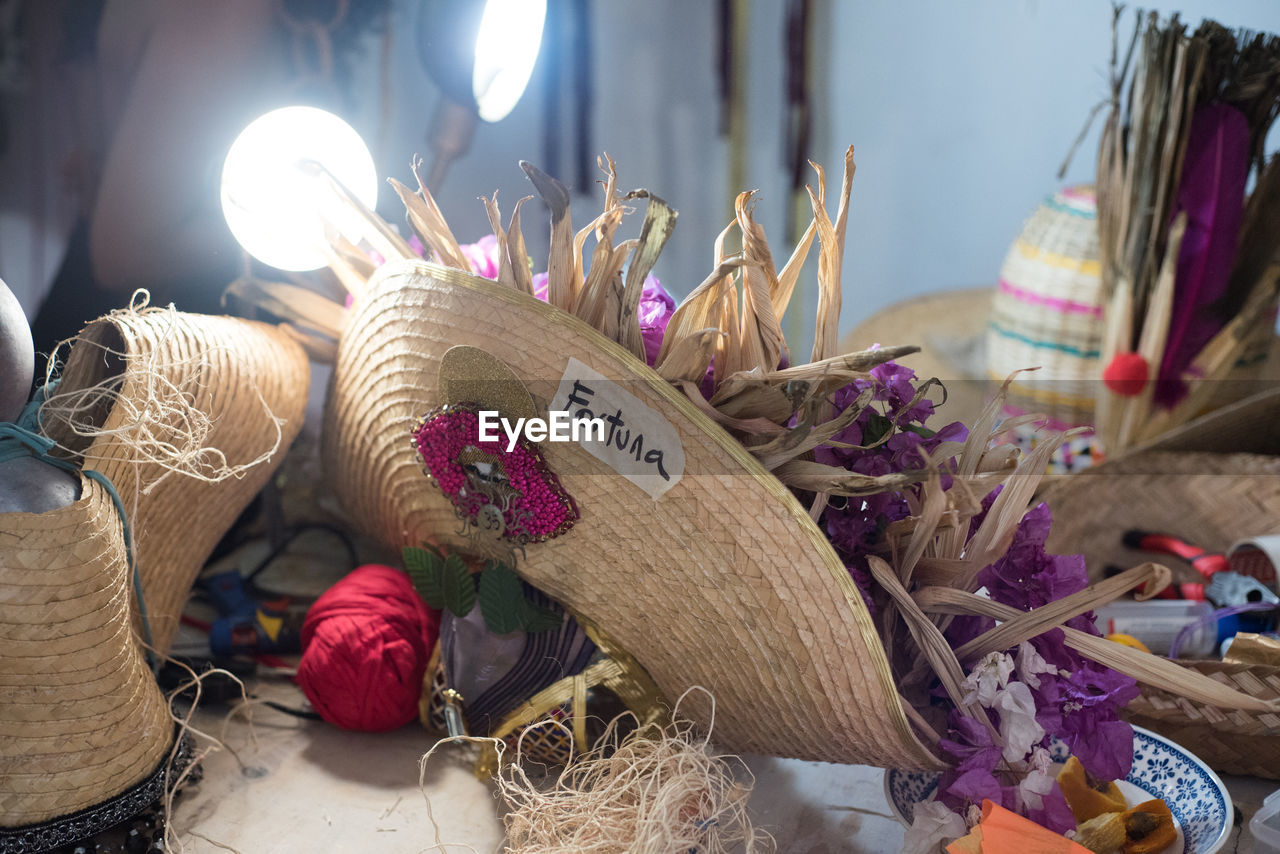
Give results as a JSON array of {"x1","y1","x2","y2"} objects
[{"x1": 551, "y1": 357, "x2": 685, "y2": 499}]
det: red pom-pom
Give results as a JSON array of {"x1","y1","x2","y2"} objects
[
  {"x1": 296, "y1": 564, "x2": 440, "y2": 732},
  {"x1": 1102, "y1": 352, "x2": 1150, "y2": 397}
]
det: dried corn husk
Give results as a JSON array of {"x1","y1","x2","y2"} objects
[
  {"x1": 506, "y1": 195, "x2": 536, "y2": 296},
  {"x1": 916, "y1": 586, "x2": 1279, "y2": 712},
  {"x1": 480, "y1": 192, "x2": 518, "y2": 291},
  {"x1": 619, "y1": 191, "x2": 678, "y2": 361},
  {"x1": 520, "y1": 160, "x2": 575, "y2": 312}
]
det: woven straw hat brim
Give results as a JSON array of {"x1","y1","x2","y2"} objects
[
  {"x1": 324, "y1": 260, "x2": 941, "y2": 769},
  {"x1": 0, "y1": 474, "x2": 172, "y2": 827},
  {"x1": 42, "y1": 310, "x2": 310, "y2": 654}
]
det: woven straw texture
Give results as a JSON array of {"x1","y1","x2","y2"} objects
[
  {"x1": 987, "y1": 185, "x2": 1103, "y2": 428},
  {"x1": 324, "y1": 260, "x2": 941, "y2": 769},
  {"x1": 0, "y1": 475, "x2": 172, "y2": 826},
  {"x1": 1042, "y1": 388, "x2": 1280, "y2": 777},
  {"x1": 1043, "y1": 450, "x2": 1280, "y2": 577},
  {"x1": 42, "y1": 310, "x2": 310, "y2": 654},
  {"x1": 1123, "y1": 660, "x2": 1280, "y2": 779}
]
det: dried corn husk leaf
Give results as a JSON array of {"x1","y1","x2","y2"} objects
[
  {"x1": 318, "y1": 227, "x2": 377, "y2": 296},
  {"x1": 520, "y1": 160, "x2": 574, "y2": 312},
  {"x1": 805, "y1": 182, "x2": 839, "y2": 364},
  {"x1": 958, "y1": 372, "x2": 1023, "y2": 477},
  {"x1": 573, "y1": 208, "x2": 627, "y2": 324},
  {"x1": 768, "y1": 345, "x2": 920, "y2": 380},
  {"x1": 658, "y1": 258, "x2": 746, "y2": 366},
  {"x1": 222, "y1": 277, "x2": 346, "y2": 340},
  {"x1": 571, "y1": 209, "x2": 612, "y2": 306},
  {"x1": 597, "y1": 153, "x2": 620, "y2": 222},
  {"x1": 279, "y1": 323, "x2": 339, "y2": 362},
  {"x1": 481, "y1": 192, "x2": 518, "y2": 290},
  {"x1": 897, "y1": 468, "x2": 948, "y2": 587},
  {"x1": 300, "y1": 160, "x2": 416, "y2": 266},
  {"x1": 809, "y1": 148, "x2": 855, "y2": 363},
  {"x1": 656, "y1": 329, "x2": 722, "y2": 384},
  {"x1": 750, "y1": 385, "x2": 874, "y2": 470},
  {"x1": 390, "y1": 176, "x2": 469, "y2": 271},
  {"x1": 916, "y1": 587, "x2": 1280, "y2": 712},
  {"x1": 773, "y1": 460, "x2": 929, "y2": 497},
  {"x1": 408, "y1": 156, "x2": 471, "y2": 267},
  {"x1": 960, "y1": 429, "x2": 1080, "y2": 581},
  {"x1": 773, "y1": 216, "x2": 817, "y2": 320},
  {"x1": 507, "y1": 195, "x2": 536, "y2": 296},
  {"x1": 619, "y1": 191, "x2": 679, "y2": 361},
  {"x1": 584, "y1": 239, "x2": 636, "y2": 333},
  {"x1": 716, "y1": 275, "x2": 745, "y2": 385},
  {"x1": 946, "y1": 563, "x2": 1171, "y2": 664},
  {"x1": 677, "y1": 380, "x2": 788, "y2": 437},
  {"x1": 735, "y1": 191, "x2": 787, "y2": 370},
  {"x1": 867, "y1": 556, "x2": 996, "y2": 734},
  {"x1": 710, "y1": 376, "x2": 795, "y2": 423}
]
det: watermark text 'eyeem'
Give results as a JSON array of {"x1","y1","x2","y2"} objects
[{"x1": 476, "y1": 410, "x2": 605, "y2": 452}]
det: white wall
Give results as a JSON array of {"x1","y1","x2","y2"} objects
[{"x1": 371, "y1": 0, "x2": 1280, "y2": 352}]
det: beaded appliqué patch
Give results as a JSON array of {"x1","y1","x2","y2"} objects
[{"x1": 412, "y1": 403, "x2": 578, "y2": 545}]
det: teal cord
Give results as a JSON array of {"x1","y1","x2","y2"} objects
[{"x1": 0, "y1": 393, "x2": 159, "y2": 672}]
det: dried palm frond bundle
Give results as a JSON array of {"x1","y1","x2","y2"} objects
[{"x1": 1093, "y1": 9, "x2": 1280, "y2": 455}]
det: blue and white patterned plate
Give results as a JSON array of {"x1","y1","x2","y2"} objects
[{"x1": 884, "y1": 726, "x2": 1233, "y2": 853}]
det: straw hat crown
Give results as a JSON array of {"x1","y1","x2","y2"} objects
[{"x1": 0, "y1": 474, "x2": 172, "y2": 829}]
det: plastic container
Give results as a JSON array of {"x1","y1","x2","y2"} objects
[
  {"x1": 1250, "y1": 786, "x2": 1280, "y2": 854},
  {"x1": 1230, "y1": 534, "x2": 1280, "y2": 590},
  {"x1": 1094, "y1": 599, "x2": 1224, "y2": 658}
]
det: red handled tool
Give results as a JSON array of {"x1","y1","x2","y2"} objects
[{"x1": 1122, "y1": 530, "x2": 1229, "y2": 601}]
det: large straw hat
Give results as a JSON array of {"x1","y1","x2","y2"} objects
[
  {"x1": 39, "y1": 307, "x2": 310, "y2": 654},
  {"x1": 0, "y1": 473, "x2": 173, "y2": 835},
  {"x1": 324, "y1": 260, "x2": 941, "y2": 769}
]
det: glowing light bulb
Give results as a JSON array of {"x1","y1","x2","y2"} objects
[
  {"x1": 472, "y1": 0, "x2": 546, "y2": 122},
  {"x1": 220, "y1": 106, "x2": 378, "y2": 272}
]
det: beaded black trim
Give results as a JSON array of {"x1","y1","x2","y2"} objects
[{"x1": 0, "y1": 732, "x2": 196, "y2": 854}]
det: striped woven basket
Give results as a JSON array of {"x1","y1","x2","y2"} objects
[
  {"x1": 1042, "y1": 387, "x2": 1280, "y2": 778},
  {"x1": 987, "y1": 185, "x2": 1104, "y2": 454}
]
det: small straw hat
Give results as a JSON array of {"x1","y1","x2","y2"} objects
[
  {"x1": 39, "y1": 307, "x2": 310, "y2": 654},
  {"x1": 987, "y1": 185, "x2": 1104, "y2": 431},
  {"x1": 324, "y1": 260, "x2": 941, "y2": 769},
  {"x1": 0, "y1": 473, "x2": 173, "y2": 832}
]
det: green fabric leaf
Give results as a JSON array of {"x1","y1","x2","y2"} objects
[
  {"x1": 441, "y1": 553, "x2": 477, "y2": 617},
  {"x1": 519, "y1": 598, "x2": 564, "y2": 633},
  {"x1": 478, "y1": 561, "x2": 525, "y2": 635},
  {"x1": 865, "y1": 410, "x2": 893, "y2": 445},
  {"x1": 902, "y1": 422, "x2": 937, "y2": 439},
  {"x1": 403, "y1": 546, "x2": 445, "y2": 608}
]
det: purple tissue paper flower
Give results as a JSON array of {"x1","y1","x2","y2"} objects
[{"x1": 815, "y1": 361, "x2": 967, "y2": 610}]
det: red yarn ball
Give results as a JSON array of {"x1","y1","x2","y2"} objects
[
  {"x1": 297, "y1": 564, "x2": 440, "y2": 732},
  {"x1": 1102, "y1": 351, "x2": 1150, "y2": 397}
]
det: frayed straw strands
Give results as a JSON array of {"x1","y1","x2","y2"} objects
[{"x1": 419, "y1": 690, "x2": 773, "y2": 854}]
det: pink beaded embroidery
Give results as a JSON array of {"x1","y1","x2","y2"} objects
[{"x1": 411, "y1": 404, "x2": 578, "y2": 543}]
